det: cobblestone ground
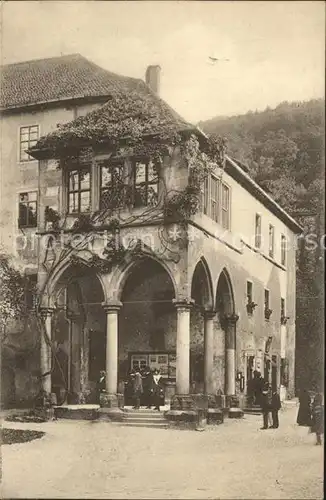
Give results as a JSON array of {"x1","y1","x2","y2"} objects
[{"x1": 1, "y1": 405, "x2": 323, "y2": 499}]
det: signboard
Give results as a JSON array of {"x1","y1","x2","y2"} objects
[{"x1": 130, "y1": 352, "x2": 176, "y2": 379}]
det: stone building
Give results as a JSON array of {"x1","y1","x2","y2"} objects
[{"x1": 0, "y1": 54, "x2": 301, "y2": 409}]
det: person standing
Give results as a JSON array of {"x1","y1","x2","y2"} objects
[
  {"x1": 311, "y1": 393, "x2": 324, "y2": 445},
  {"x1": 97, "y1": 370, "x2": 106, "y2": 403},
  {"x1": 270, "y1": 389, "x2": 281, "y2": 428},
  {"x1": 260, "y1": 382, "x2": 272, "y2": 430},
  {"x1": 132, "y1": 367, "x2": 143, "y2": 409},
  {"x1": 253, "y1": 370, "x2": 264, "y2": 406},
  {"x1": 142, "y1": 366, "x2": 153, "y2": 409},
  {"x1": 297, "y1": 389, "x2": 312, "y2": 427},
  {"x1": 151, "y1": 368, "x2": 163, "y2": 411}
]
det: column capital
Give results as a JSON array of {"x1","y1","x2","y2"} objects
[
  {"x1": 102, "y1": 300, "x2": 123, "y2": 313},
  {"x1": 39, "y1": 307, "x2": 55, "y2": 318},
  {"x1": 202, "y1": 309, "x2": 217, "y2": 320},
  {"x1": 172, "y1": 297, "x2": 195, "y2": 311},
  {"x1": 223, "y1": 313, "x2": 239, "y2": 325}
]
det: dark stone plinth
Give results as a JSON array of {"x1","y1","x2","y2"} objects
[
  {"x1": 53, "y1": 405, "x2": 100, "y2": 420},
  {"x1": 34, "y1": 407, "x2": 55, "y2": 421},
  {"x1": 207, "y1": 408, "x2": 224, "y2": 425},
  {"x1": 228, "y1": 407, "x2": 244, "y2": 419},
  {"x1": 34, "y1": 392, "x2": 57, "y2": 421},
  {"x1": 165, "y1": 409, "x2": 197, "y2": 422},
  {"x1": 165, "y1": 409, "x2": 198, "y2": 429},
  {"x1": 170, "y1": 393, "x2": 210, "y2": 411},
  {"x1": 99, "y1": 392, "x2": 124, "y2": 408},
  {"x1": 170, "y1": 394, "x2": 197, "y2": 411},
  {"x1": 168, "y1": 395, "x2": 210, "y2": 430}
]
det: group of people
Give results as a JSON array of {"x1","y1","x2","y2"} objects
[
  {"x1": 248, "y1": 370, "x2": 281, "y2": 430},
  {"x1": 297, "y1": 389, "x2": 324, "y2": 445},
  {"x1": 128, "y1": 366, "x2": 164, "y2": 411}
]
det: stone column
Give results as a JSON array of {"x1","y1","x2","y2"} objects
[
  {"x1": 224, "y1": 313, "x2": 239, "y2": 396},
  {"x1": 40, "y1": 308, "x2": 54, "y2": 395},
  {"x1": 173, "y1": 299, "x2": 193, "y2": 395},
  {"x1": 203, "y1": 310, "x2": 216, "y2": 394},
  {"x1": 280, "y1": 324, "x2": 287, "y2": 401},
  {"x1": 102, "y1": 301, "x2": 122, "y2": 406},
  {"x1": 69, "y1": 316, "x2": 82, "y2": 400}
]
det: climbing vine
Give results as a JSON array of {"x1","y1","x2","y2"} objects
[{"x1": 32, "y1": 88, "x2": 228, "y2": 303}]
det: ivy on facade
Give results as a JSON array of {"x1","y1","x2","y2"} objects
[{"x1": 0, "y1": 254, "x2": 27, "y2": 332}]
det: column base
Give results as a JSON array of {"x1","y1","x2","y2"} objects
[
  {"x1": 34, "y1": 391, "x2": 57, "y2": 421},
  {"x1": 68, "y1": 391, "x2": 93, "y2": 405},
  {"x1": 99, "y1": 392, "x2": 124, "y2": 409},
  {"x1": 225, "y1": 394, "x2": 244, "y2": 419},
  {"x1": 166, "y1": 393, "x2": 211, "y2": 429},
  {"x1": 207, "y1": 408, "x2": 224, "y2": 425}
]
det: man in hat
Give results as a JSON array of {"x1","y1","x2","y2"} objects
[{"x1": 260, "y1": 381, "x2": 272, "y2": 430}]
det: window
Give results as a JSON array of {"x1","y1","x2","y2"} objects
[
  {"x1": 264, "y1": 289, "x2": 270, "y2": 319},
  {"x1": 210, "y1": 176, "x2": 220, "y2": 222},
  {"x1": 246, "y1": 281, "x2": 253, "y2": 304},
  {"x1": 221, "y1": 183, "x2": 230, "y2": 229},
  {"x1": 68, "y1": 167, "x2": 91, "y2": 213},
  {"x1": 20, "y1": 125, "x2": 39, "y2": 162},
  {"x1": 201, "y1": 175, "x2": 231, "y2": 229},
  {"x1": 100, "y1": 161, "x2": 125, "y2": 210},
  {"x1": 281, "y1": 298, "x2": 285, "y2": 319},
  {"x1": 255, "y1": 214, "x2": 262, "y2": 248},
  {"x1": 281, "y1": 234, "x2": 286, "y2": 266},
  {"x1": 201, "y1": 176, "x2": 209, "y2": 215},
  {"x1": 268, "y1": 224, "x2": 275, "y2": 258},
  {"x1": 133, "y1": 160, "x2": 158, "y2": 207},
  {"x1": 18, "y1": 192, "x2": 37, "y2": 227}
]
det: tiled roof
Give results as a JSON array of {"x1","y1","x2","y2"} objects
[{"x1": 0, "y1": 53, "x2": 146, "y2": 110}]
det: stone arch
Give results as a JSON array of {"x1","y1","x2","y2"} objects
[
  {"x1": 215, "y1": 267, "x2": 235, "y2": 316},
  {"x1": 189, "y1": 257, "x2": 214, "y2": 390},
  {"x1": 42, "y1": 251, "x2": 108, "y2": 306},
  {"x1": 111, "y1": 254, "x2": 177, "y2": 302},
  {"x1": 117, "y1": 256, "x2": 177, "y2": 381},
  {"x1": 190, "y1": 257, "x2": 214, "y2": 310},
  {"x1": 44, "y1": 254, "x2": 108, "y2": 404}
]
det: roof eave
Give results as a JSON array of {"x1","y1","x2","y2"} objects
[
  {"x1": 225, "y1": 155, "x2": 303, "y2": 234},
  {"x1": 0, "y1": 94, "x2": 112, "y2": 112}
]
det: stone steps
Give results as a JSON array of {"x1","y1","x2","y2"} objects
[
  {"x1": 118, "y1": 408, "x2": 168, "y2": 429},
  {"x1": 243, "y1": 406, "x2": 262, "y2": 416}
]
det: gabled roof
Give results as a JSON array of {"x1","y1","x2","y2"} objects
[
  {"x1": 29, "y1": 80, "x2": 194, "y2": 157},
  {"x1": 0, "y1": 53, "x2": 145, "y2": 110}
]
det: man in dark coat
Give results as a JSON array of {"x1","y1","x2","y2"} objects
[
  {"x1": 311, "y1": 393, "x2": 324, "y2": 445},
  {"x1": 142, "y1": 366, "x2": 153, "y2": 409},
  {"x1": 132, "y1": 367, "x2": 143, "y2": 409},
  {"x1": 270, "y1": 389, "x2": 281, "y2": 428},
  {"x1": 260, "y1": 382, "x2": 272, "y2": 430},
  {"x1": 253, "y1": 371, "x2": 264, "y2": 406}
]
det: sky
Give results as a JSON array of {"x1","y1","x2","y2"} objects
[{"x1": 1, "y1": 1, "x2": 325, "y2": 123}]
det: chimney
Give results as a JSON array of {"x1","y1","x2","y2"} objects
[{"x1": 145, "y1": 65, "x2": 161, "y2": 95}]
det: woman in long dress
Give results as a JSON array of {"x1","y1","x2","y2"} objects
[
  {"x1": 151, "y1": 369, "x2": 164, "y2": 411},
  {"x1": 297, "y1": 389, "x2": 312, "y2": 426}
]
